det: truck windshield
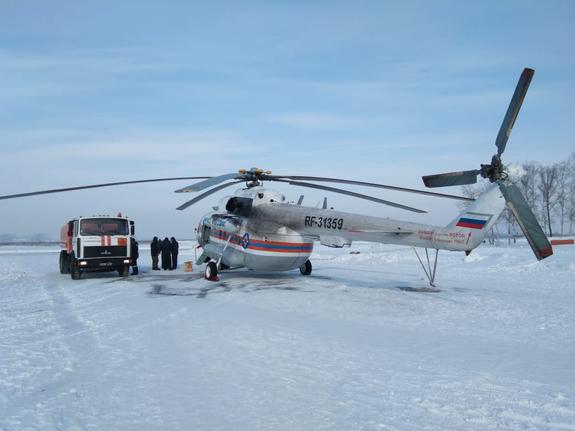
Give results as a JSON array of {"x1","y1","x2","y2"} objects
[{"x1": 80, "y1": 218, "x2": 128, "y2": 236}]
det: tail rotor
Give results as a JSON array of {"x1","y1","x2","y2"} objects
[{"x1": 422, "y1": 68, "x2": 552, "y2": 260}]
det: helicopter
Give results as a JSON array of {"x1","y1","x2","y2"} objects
[{"x1": 0, "y1": 68, "x2": 551, "y2": 286}]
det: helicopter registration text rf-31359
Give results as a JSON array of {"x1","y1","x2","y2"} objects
[{"x1": 304, "y1": 216, "x2": 345, "y2": 230}]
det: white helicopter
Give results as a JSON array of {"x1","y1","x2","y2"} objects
[{"x1": 0, "y1": 68, "x2": 551, "y2": 286}]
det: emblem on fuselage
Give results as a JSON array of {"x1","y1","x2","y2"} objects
[{"x1": 241, "y1": 233, "x2": 250, "y2": 249}]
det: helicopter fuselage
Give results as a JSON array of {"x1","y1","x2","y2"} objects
[{"x1": 195, "y1": 185, "x2": 506, "y2": 273}]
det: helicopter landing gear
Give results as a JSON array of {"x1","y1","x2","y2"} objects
[
  {"x1": 205, "y1": 261, "x2": 219, "y2": 281},
  {"x1": 299, "y1": 259, "x2": 312, "y2": 276},
  {"x1": 413, "y1": 248, "x2": 439, "y2": 287}
]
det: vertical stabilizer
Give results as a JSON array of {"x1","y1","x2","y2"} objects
[{"x1": 442, "y1": 184, "x2": 506, "y2": 250}]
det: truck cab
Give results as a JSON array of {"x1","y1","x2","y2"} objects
[{"x1": 59, "y1": 215, "x2": 135, "y2": 279}]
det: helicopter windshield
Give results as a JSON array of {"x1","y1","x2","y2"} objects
[{"x1": 80, "y1": 218, "x2": 128, "y2": 236}]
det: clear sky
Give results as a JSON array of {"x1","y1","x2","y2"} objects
[{"x1": 1, "y1": 0, "x2": 573, "y2": 240}]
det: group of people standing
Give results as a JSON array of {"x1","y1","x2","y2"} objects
[{"x1": 150, "y1": 237, "x2": 179, "y2": 270}]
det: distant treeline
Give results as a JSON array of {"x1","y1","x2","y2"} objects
[{"x1": 462, "y1": 152, "x2": 575, "y2": 239}]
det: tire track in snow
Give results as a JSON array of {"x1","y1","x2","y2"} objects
[{"x1": 0, "y1": 271, "x2": 118, "y2": 430}]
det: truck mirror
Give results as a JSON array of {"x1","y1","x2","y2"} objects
[
  {"x1": 131, "y1": 225, "x2": 135, "y2": 236},
  {"x1": 67, "y1": 221, "x2": 74, "y2": 236}
]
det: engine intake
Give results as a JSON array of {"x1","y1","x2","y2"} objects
[{"x1": 225, "y1": 197, "x2": 253, "y2": 217}]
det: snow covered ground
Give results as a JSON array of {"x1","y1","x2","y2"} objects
[{"x1": 1, "y1": 241, "x2": 574, "y2": 430}]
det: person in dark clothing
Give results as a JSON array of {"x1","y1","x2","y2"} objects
[
  {"x1": 150, "y1": 237, "x2": 160, "y2": 270},
  {"x1": 131, "y1": 238, "x2": 139, "y2": 275},
  {"x1": 170, "y1": 237, "x2": 179, "y2": 270},
  {"x1": 160, "y1": 237, "x2": 172, "y2": 270}
]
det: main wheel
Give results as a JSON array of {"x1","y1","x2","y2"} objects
[
  {"x1": 59, "y1": 251, "x2": 69, "y2": 274},
  {"x1": 205, "y1": 262, "x2": 218, "y2": 280},
  {"x1": 300, "y1": 259, "x2": 312, "y2": 275}
]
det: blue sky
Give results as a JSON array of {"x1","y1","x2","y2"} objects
[{"x1": 1, "y1": 1, "x2": 574, "y2": 239}]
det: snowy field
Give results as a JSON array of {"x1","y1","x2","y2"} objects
[{"x1": 1, "y1": 241, "x2": 574, "y2": 430}]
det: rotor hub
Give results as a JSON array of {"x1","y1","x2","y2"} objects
[
  {"x1": 239, "y1": 168, "x2": 272, "y2": 188},
  {"x1": 480, "y1": 155, "x2": 506, "y2": 183}
]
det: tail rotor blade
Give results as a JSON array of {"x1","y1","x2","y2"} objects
[
  {"x1": 422, "y1": 170, "x2": 480, "y2": 188},
  {"x1": 175, "y1": 173, "x2": 239, "y2": 193},
  {"x1": 496, "y1": 68, "x2": 534, "y2": 157},
  {"x1": 499, "y1": 183, "x2": 553, "y2": 260},
  {"x1": 176, "y1": 181, "x2": 243, "y2": 210},
  {"x1": 297, "y1": 195, "x2": 304, "y2": 205}
]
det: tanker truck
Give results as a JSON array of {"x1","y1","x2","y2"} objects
[{"x1": 59, "y1": 214, "x2": 135, "y2": 280}]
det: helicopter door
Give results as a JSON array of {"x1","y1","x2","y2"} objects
[{"x1": 201, "y1": 225, "x2": 211, "y2": 244}]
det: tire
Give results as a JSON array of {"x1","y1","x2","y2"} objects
[
  {"x1": 299, "y1": 260, "x2": 312, "y2": 276},
  {"x1": 205, "y1": 262, "x2": 218, "y2": 280},
  {"x1": 70, "y1": 258, "x2": 82, "y2": 280},
  {"x1": 59, "y1": 251, "x2": 69, "y2": 274},
  {"x1": 118, "y1": 266, "x2": 130, "y2": 277}
]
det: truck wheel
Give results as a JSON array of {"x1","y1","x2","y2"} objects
[
  {"x1": 118, "y1": 266, "x2": 130, "y2": 277},
  {"x1": 71, "y1": 269, "x2": 82, "y2": 280},
  {"x1": 69, "y1": 255, "x2": 82, "y2": 280},
  {"x1": 70, "y1": 264, "x2": 82, "y2": 280},
  {"x1": 59, "y1": 251, "x2": 69, "y2": 274},
  {"x1": 299, "y1": 260, "x2": 312, "y2": 275}
]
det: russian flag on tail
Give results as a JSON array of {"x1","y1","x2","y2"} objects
[{"x1": 456, "y1": 212, "x2": 493, "y2": 230}]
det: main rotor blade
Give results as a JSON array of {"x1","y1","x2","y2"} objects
[
  {"x1": 176, "y1": 181, "x2": 243, "y2": 211},
  {"x1": 271, "y1": 175, "x2": 474, "y2": 201},
  {"x1": 496, "y1": 68, "x2": 534, "y2": 158},
  {"x1": 0, "y1": 177, "x2": 210, "y2": 201},
  {"x1": 499, "y1": 183, "x2": 553, "y2": 260},
  {"x1": 275, "y1": 179, "x2": 426, "y2": 213},
  {"x1": 175, "y1": 173, "x2": 239, "y2": 193},
  {"x1": 422, "y1": 170, "x2": 480, "y2": 188}
]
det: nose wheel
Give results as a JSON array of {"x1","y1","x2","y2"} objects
[
  {"x1": 205, "y1": 261, "x2": 219, "y2": 281},
  {"x1": 299, "y1": 259, "x2": 312, "y2": 275}
]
